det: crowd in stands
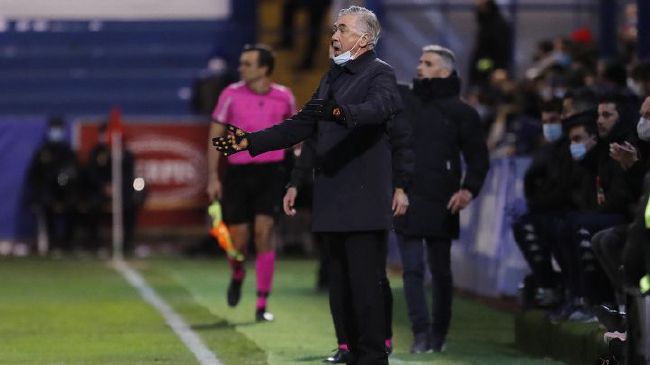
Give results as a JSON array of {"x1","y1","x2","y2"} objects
[{"x1": 467, "y1": 3, "x2": 650, "y2": 363}]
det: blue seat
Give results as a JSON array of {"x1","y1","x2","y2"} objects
[{"x1": 0, "y1": 20, "x2": 238, "y2": 115}]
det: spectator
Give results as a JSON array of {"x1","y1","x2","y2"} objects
[
  {"x1": 512, "y1": 98, "x2": 578, "y2": 309},
  {"x1": 469, "y1": 0, "x2": 513, "y2": 87},
  {"x1": 278, "y1": 0, "x2": 332, "y2": 70},
  {"x1": 83, "y1": 122, "x2": 144, "y2": 255},
  {"x1": 27, "y1": 117, "x2": 81, "y2": 253}
]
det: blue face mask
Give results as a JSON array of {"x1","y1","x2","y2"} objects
[
  {"x1": 542, "y1": 123, "x2": 563, "y2": 142},
  {"x1": 333, "y1": 34, "x2": 366, "y2": 66},
  {"x1": 570, "y1": 142, "x2": 587, "y2": 160},
  {"x1": 48, "y1": 128, "x2": 65, "y2": 142}
]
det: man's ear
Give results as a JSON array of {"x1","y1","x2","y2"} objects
[{"x1": 359, "y1": 34, "x2": 370, "y2": 48}]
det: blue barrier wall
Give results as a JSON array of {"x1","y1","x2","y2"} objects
[
  {"x1": 0, "y1": 117, "x2": 53, "y2": 240},
  {"x1": 451, "y1": 157, "x2": 532, "y2": 297}
]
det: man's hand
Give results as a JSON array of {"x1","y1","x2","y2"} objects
[
  {"x1": 212, "y1": 124, "x2": 249, "y2": 156},
  {"x1": 300, "y1": 98, "x2": 346, "y2": 123},
  {"x1": 392, "y1": 188, "x2": 409, "y2": 216},
  {"x1": 641, "y1": 96, "x2": 650, "y2": 119},
  {"x1": 206, "y1": 177, "x2": 222, "y2": 201},
  {"x1": 283, "y1": 187, "x2": 298, "y2": 216},
  {"x1": 447, "y1": 188, "x2": 473, "y2": 214},
  {"x1": 610, "y1": 141, "x2": 639, "y2": 170}
]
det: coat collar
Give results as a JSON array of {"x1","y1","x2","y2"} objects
[{"x1": 411, "y1": 72, "x2": 461, "y2": 101}]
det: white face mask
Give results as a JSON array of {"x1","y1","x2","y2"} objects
[
  {"x1": 638, "y1": 117, "x2": 650, "y2": 141},
  {"x1": 48, "y1": 128, "x2": 65, "y2": 142},
  {"x1": 333, "y1": 34, "x2": 366, "y2": 65},
  {"x1": 628, "y1": 78, "x2": 643, "y2": 97}
]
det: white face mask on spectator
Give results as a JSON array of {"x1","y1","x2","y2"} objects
[{"x1": 637, "y1": 117, "x2": 650, "y2": 141}]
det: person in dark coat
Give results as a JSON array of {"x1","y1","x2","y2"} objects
[
  {"x1": 282, "y1": 101, "x2": 414, "y2": 363},
  {"x1": 83, "y1": 123, "x2": 142, "y2": 254},
  {"x1": 393, "y1": 45, "x2": 490, "y2": 353},
  {"x1": 27, "y1": 117, "x2": 81, "y2": 252},
  {"x1": 469, "y1": 0, "x2": 513, "y2": 87},
  {"x1": 213, "y1": 6, "x2": 402, "y2": 365},
  {"x1": 511, "y1": 98, "x2": 579, "y2": 309},
  {"x1": 558, "y1": 105, "x2": 639, "y2": 321}
]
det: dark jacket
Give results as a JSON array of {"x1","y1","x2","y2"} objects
[
  {"x1": 83, "y1": 143, "x2": 138, "y2": 210},
  {"x1": 27, "y1": 141, "x2": 81, "y2": 210},
  {"x1": 469, "y1": 0, "x2": 512, "y2": 85},
  {"x1": 394, "y1": 74, "x2": 490, "y2": 238},
  {"x1": 573, "y1": 119, "x2": 640, "y2": 219},
  {"x1": 523, "y1": 137, "x2": 583, "y2": 213},
  {"x1": 288, "y1": 109, "x2": 414, "y2": 191},
  {"x1": 247, "y1": 50, "x2": 403, "y2": 232}
]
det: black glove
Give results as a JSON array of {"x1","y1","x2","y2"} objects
[
  {"x1": 212, "y1": 124, "x2": 249, "y2": 156},
  {"x1": 300, "y1": 98, "x2": 346, "y2": 123}
]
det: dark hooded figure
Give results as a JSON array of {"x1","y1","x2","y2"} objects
[{"x1": 469, "y1": 0, "x2": 513, "y2": 87}]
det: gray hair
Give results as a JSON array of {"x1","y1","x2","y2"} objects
[
  {"x1": 422, "y1": 45, "x2": 456, "y2": 72},
  {"x1": 337, "y1": 6, "x2": 381, "y2": 48}
]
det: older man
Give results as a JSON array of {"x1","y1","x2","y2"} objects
[{"x1": 213, "y1": 6, "x2": 401, "y2": 364}]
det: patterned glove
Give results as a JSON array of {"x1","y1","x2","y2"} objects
[{"x1": 212, "y1": 124, "x2": 249, "y2": 156}]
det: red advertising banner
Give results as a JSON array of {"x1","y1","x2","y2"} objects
[{"x1": 76, "y1": 121, "x2": 210, "y2": 227}]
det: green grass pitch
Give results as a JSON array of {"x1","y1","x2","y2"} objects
[{"x1": 0, "y1": 257, "x2": 562, "y2": 364}]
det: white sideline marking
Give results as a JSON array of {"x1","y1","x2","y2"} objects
[{"x1": 113, "y1": 260, "x2": 223, "y2": 365}]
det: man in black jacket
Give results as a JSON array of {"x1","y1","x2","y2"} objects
[
  {"x1": 213, "y1": 6, "x2": 401, "y2": 365},
  {"x1": 27, "y1": 117, "x2": 82, "y2": 253},
  {"x1": 511, "y1": 98, "x2": 578, "y2": 309},
  {"x1": 393, "y1": 45, "x2": 490, "y2": 353},
  {"x1": 559, "y1": 106, "x2": 638, "y2": 321}
]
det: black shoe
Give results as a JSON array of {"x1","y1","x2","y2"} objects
[
  {"x1": 547, "y1": 301, "x2": 577, "y2": 323},
  {"x1": 227, "y1": 279, "x2": 242, "y2": 307},
  {"x1": 256, "y1": 308, "x2": 274, "y2": 322},
  {"x1": 431, "y1": 333, "x2": 446, "y2": 353},
  {"x1": 410, "y1": 331, "x2": 432, "y2": 353},
  {"x1": 323, "y1": 348, "x2": 351, "y2": 363},
  {"x1": 593, "y1": 305, "x2": 626, "y2": 332}
]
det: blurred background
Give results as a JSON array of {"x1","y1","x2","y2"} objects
[
  {"x1": 1, "y1": 1, "x2": 650, "y2": 364},
  {"x1": 0, "y1": 0, "x2": 648, "y2": 300}
]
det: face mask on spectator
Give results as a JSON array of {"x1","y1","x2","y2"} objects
[
  {"x1": 628, "y1": 78, "x2": 643, "y2": 97},
  {"x1": 570, "y1": 142, "x2": 587, "y2": 160},
  {"x1": 637, "y1": 117, "x2": 650, "y2": 141},
  {"x1": 542, "y1": 123, "x2": 563, "y2": 142},
  {"x1": 48, "y1": 128, "x2": 65, "y2": 142}
]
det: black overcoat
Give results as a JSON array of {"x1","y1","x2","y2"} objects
[
  {"x1": 394, "y1": 75, "x2": 489, "y2": 239},
  {"x1": 247, "y1": 51, "x2": 403, "y2": 232}
]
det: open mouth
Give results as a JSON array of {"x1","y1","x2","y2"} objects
[{"x1": 332, "y1": 43, "x2": 341, "y2": 55}]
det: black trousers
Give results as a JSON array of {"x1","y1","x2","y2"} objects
[
  {"x1": 591, "y1": 225, "x2": 628, "y2": 298},
  {"x1": 512, "y1": 212, "x2": 566, "y2": 288},
  {"x1": 562, "y1": 212, "x2": 624, "y2": 305},
  {"x1": 397, "y1": 234, "x2": 452, "y2": 339},
  {"x1": 322, "y1": 230, "x2": 388, "y2": 365},
  {"x1": 329, "y1": 236, "x2": 393, "y2": 346}
]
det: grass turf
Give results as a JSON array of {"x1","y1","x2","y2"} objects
[
  {"x1": 144, "y1": 258, "x2": 563, "y2": 365},
  {"x1": 0, "y1": 257, "x2": 199, "y2": 364},
  {"x1": 0, "y1": 257, "x2": 563, "y2": 364}
]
